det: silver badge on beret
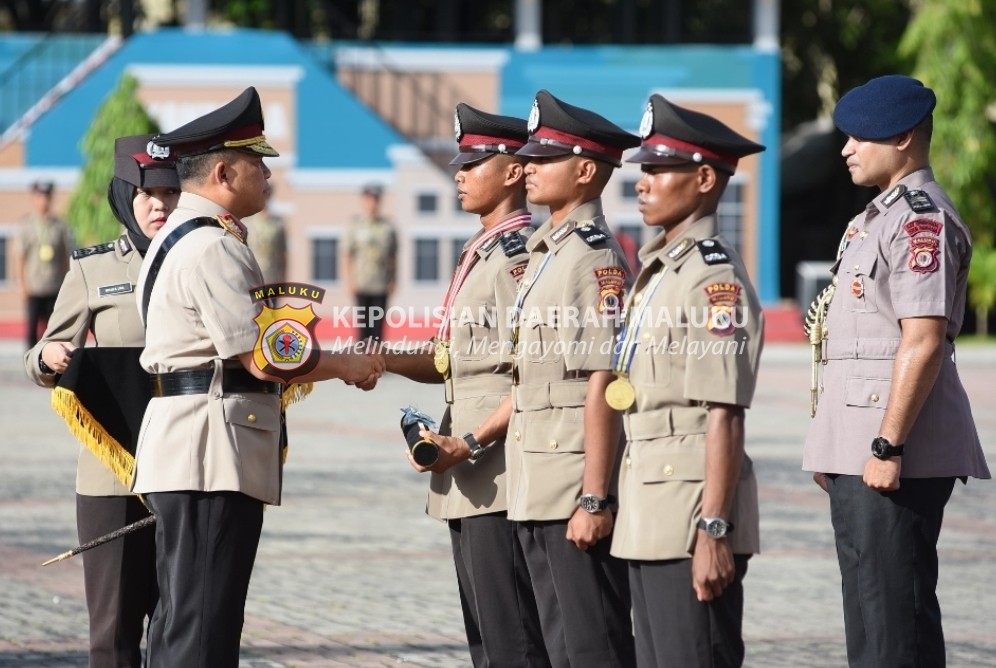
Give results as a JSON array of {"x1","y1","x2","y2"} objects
[
  {"x1": 639, "y1": 101, "x2": 654, "y2": 139},
  {"x1": 147, "y1": 141, "x2": 170, "y2": 160},
  {"x1": 453, "y1": 111, "x2": 462, "y2": 142},
  {"x1": 527, "y1": 99, "x2": 540, "y2": 134}
]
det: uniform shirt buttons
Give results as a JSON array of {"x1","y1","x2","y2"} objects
[
  {"x1": 853, "y1": 264, "x2": 860, "y2": 271},
  {"x1": 663, "y1": 464, "x2": 674, "y2": 476},
  {"x1": 548, "y1": 440, "x2": 558, "y2": 450},
  {"x1": 625, "y1": 457, "x2": 632, "y2": 468},
  {"x1": 870, "y1": 393, "x2": 880, "y2": 403},
  {"x1": 247, "y1": 414, "x2": 257, "y2": 423},
  {"x1": 633, "y1": 293, "x2": 643, "y2": 304},
  {"x1": 514, "y1": 431, "x2": 521, "y2": 441}
]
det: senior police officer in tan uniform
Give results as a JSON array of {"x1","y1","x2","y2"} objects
[
  {"x1": 503, "y1": 89, "x2": 639, "y2": 667},
  {"x1": 133, "y1": 87, "x2": 383, "y2": 668},
  {"x1": 15, "y1": 180, "x2": 74, "y2": 349},
  {"x1": 25, "y1": 134, "x2": 179, "y2": 668},
  {"x1": 379, "y1": 103, "x2": 550, "y2": 667},
  {"x1": 609, "y1": 95, "x2": 765, "y2": 668},
  {"x1": 803, "y1": 75, "x2": 990, "y2": 668}
]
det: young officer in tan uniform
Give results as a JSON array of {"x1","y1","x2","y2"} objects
[
  {"x1": 25, "y1": 134, "x2": 179, "y2": 668},
  {"x1": 609, "y1": 95, "x2": 765, "y2": 668},
  {"x1": 133, "y1": 87, "x2": 383, "y2": 668},
  {"x1": 505, "y1": 89, "x2": 639, "y2": 667},
  {"x1": 15, "y1": 181, "x2": 74, "y2": 348},
  {"x1": 803, "y1": 75, "x2": 990, "y2": 668},
  {"x1": 380, "y1": 103, "x2": 549, "y2": 667}
]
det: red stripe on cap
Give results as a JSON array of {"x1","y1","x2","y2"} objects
[
  {"x1": 459, "y1": 133, "x2": 526, "y2": 150},
  {"x1": 645, "y1": 135, "x2": 738, "y2": 169},
  {"x1": 533, "y1": 127, "x2": 623, "y2": 161}
]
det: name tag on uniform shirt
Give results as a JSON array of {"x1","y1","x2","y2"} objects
[{"x1": 98, "y1": 282, "x2": 134, "y2": 297}]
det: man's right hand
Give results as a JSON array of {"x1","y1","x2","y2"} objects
[
  {"x1": 337, "y1": 350, "x2": 384, "y2": 388},
  {"x1": 813, "y1": 472, "x2": 829, "y2": 493},
  {"x1": 41, "y1": 342, "x2": 76, "y2": 374}
]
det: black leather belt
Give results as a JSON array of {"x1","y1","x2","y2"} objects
[{"x1": 150, "y1": 368, "x2": 281, "y2": 398}]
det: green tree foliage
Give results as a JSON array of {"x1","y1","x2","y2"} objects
[
  {"x1": 901, "y1": 0, "x2": 996, "y2": 334},
  {"x1": 65, "y1": 73, "x2": 159, "y2": 247},
  {"x1": 781, "y1": 1, "x2": 915, "y2": 131}
]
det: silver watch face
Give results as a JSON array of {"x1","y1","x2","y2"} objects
[
  {"x1": 579, "y1": 495, "x2": 603, "y2": 513},
  {"x1": 706, "y1": 519, "x2": 728, "y2": 538}
]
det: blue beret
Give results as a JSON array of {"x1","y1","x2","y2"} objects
[{"x1": 833, "y1": 75, "x2": 936, "y2": 140}]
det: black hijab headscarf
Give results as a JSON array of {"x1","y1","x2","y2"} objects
[{"x1": 107, "y1": 177, "x2": 150, "y2": 256}]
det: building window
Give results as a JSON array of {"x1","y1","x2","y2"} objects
[
  {"x1": 450, "y1": 237, "x2": 469, "y2": 274},
  {"x1": 620, "y1": 177, "x2": 640, "y2": 199},
  {"x1": 311, "y1": 237, "x2": 338, "y2": 281},
  {"x1": 417, "y1": 193, "x2": 438, "y2": 214},
  {"x1": 717, "y1": 183, "x2": 745, "y2": 253},
  {"x1": 414, "y1": 238, "x2": 439, "y2": 281}
]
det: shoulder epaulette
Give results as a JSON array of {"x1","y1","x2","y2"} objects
[
  {"x1": 500, "y1": 230, "x2": 528, "y2": 257},
  {"x1": 904, "y1": 189, "x2": 937, "y2": 213},
  {"x1": 882, "y1": 184, "x2": 907, "y2": 207},
  {"x1": 697, "y1": 238, "x2": 730, "y2": 265},
  {"x1": 574, "y1": 224, "x2": 609, "y2": 247},
  {"x1": 72, "y1": 242, "x2": 116, "y2": 260}
]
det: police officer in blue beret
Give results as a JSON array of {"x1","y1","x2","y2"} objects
[{"x1": 804, "y1": 75, "x2": 990, "y2": 667}]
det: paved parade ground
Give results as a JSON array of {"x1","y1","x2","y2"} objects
[{"x1": 1, "y1": 341, "x2": 994, "y2": 667}]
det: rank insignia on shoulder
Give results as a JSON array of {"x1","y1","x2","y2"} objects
[
  {"x1": 882, "y1": 184, "x2": 907, "y2": 207},
  {"x1": 904, "y1": 189, "x2": 936, "y2": 213},
  {"x1": 216, "y1": 213, "x2": 247, "y2": 244},
  {"x1": 574, "y1": 224, "x2": 609, "y2": 247},
  {"x1": 500, "y1": 231, "x2": 528, "y2": 257},
  {"x1": 697, "y1": 239, "x2": 730, "y2": 265},
  {"x1": 72, "y1": 242, "x2": 116, "y2": 260},
  {"x1": 666, "y1": 237, "x2": 696, "y2": 261},
  {"x1": 550, "y1": 220, "x2": 576, "y2": 243}
]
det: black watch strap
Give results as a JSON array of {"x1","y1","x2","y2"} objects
[
  {"x1": 38, "y1": 355, "x2": 55, "y2": 375},
  {"x1": 871, "y1": 436, "x2": 905, "y2": 460}
]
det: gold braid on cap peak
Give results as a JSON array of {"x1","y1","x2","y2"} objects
[{"x1": 224, "y1": 135, "x2": 267, "y2": 148}]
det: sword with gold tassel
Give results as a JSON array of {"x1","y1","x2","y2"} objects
[{"x1": 42, "y1": 514, "x2": 157, "y2": 566}]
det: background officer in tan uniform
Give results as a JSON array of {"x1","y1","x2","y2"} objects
[
  {"x1": 133, "y1": 87, "x2": 383, "y2": 668},
  {"x1": 343, "y1": 183, "x2": 397, "y2": 341},
  {"x1": 506, "y1": 89, "x2": 639, "y2": 667},
  {"x1": 379, "y1": 103, "x2": 549, "y2": 667},
  {"x1": 25, "y1": 134, "x2": 179, "y2": 667},
  {"x1": 245, "y1": 188, "x2": 287, "y2": 284},
  {"x1": 15, "y1": 180, "x2": 74, "y2": 349},
  {"x1": 803, "y1": 75, "x2": 990, "y2": 667},
  {"x1": 610, "y1": 95, "x2": 765, "y2": 668}
]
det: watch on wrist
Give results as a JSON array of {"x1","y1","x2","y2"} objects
[
  {"x1": 697, "y1": 517, "x2": 734, "y2": 539},
  {"x1": 463, "y1": 433, "x2": 488, "y2": 462},
  {"x1": 38, "y1": 355, "x2": 55, "y2": 375},
  {"x1": 578, "y1": 493, "x2": 616, "y2": 514},
  {"x1": 871, "y1": 436, "x2": 905, "y2": 461}
]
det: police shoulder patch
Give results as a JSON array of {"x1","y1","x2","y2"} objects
[
  {"x1": 72, "y1": 242, "x2": 116, "y2": 260},
  {"x1": 500, "y1": 230, "x2": 528, "y2": 257},
  {"x1": 904, "y1": 190, "x2": 936, "y2": 213},
  {"x1": 697, "y1": 239, "x2": 730, "y2": 265},
  {"x1": 574, "y1": 224, "x2": 609, "y2": 247}
]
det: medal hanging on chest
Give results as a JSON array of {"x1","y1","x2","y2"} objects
[
  {"x1": 433, "y1": 341, "x2": 450, "y2": 377},
  {"x1": 604, "y1": 376, "x2": 636, "y2": 411}
]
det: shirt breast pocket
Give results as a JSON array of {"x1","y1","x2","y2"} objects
[{"x1": 842, "y1": 251, "x2": 879, "y2": 313}]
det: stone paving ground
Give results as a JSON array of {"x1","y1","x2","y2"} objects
[{"x1": 1, "y1": 341, "x2": 994, "y2": 667}]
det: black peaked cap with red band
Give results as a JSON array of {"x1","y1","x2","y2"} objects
[
  {"x1": 114, "y1": 133, "x2": 178, "y2": 190},
  {"x1": 516, "y1": 90, "x2": 640, "y2": 167},
  {"x1": 628, "y1": 94, "x2": 764, "y2": 174},
  {"x1": 450, "y1": 103, "x2": 529, "y2": 166},
  {"x1": 147, "y1": 86, "x2": 279, "y2": 160}
]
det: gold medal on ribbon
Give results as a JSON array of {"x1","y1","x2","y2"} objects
[
  {"x1": 604, "y1": 376, "x2": 636, "y2": 411},
  {"x1": 434, "y1": 342, "x2": 450, "y2": 376},
  {"x1": 38, "y1": 244, "x2": 54, "y2": 262}
]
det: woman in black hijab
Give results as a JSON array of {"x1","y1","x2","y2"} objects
[{"x1": 25, "y1": 134, "x2": 179, "y2": 668}]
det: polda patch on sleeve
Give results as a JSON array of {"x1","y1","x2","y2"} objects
[{"x1": 903, "y1": 219, "x2": 943, "y2": 274}]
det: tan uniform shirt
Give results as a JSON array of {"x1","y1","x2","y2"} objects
[
  {"x1": 609, "y1": 218, "x2": 763, "y2": 561},
  {"x1": 429, "y1": 224, "x2": 531, "y2": 521},
  {"x1": 803, "y1": 168, "x2": 989, "y2": 479},
  {"x1": 345, "y1": 215, "x2": 397, "y2": 294},
  {"x1": 17, "y1": 214, "x2": 73, "y2": 295},
  {"x1": 132, "y1": 192, "x2": 283, "y2": 505},
  {"x1": 25, "y1": 234, "x2": 144, "y2": 496},
  {"x1": 506, "y1": 199, "x2": 631, "y2": 521}
]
